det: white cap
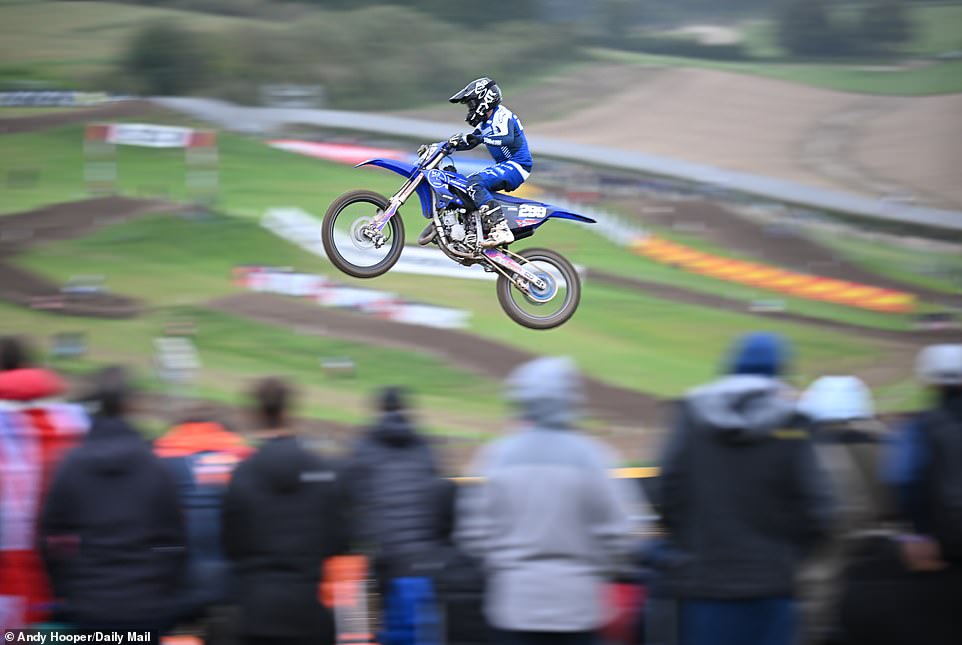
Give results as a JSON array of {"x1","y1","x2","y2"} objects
[
  {"x1": 916, "y1": 344, "x2": 962, "y2": 386},
  {"x1": 799, "y1": 375, "x2": 875, "y2": 422}
]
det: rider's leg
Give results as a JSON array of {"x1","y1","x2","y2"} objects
[{"x1": 468, "y1": 163, "x2": 526, "y2": 248}]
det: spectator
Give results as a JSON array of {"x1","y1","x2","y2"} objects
[
  {"x1": 154, "y1": 406, "x2": 252, "y2": 643},
  {"x1": 39, "y1": 365, "x2": 185, "y2": 633},
  {"x1": 796, "y1": 376, "x2": 890, "y2": 645},
  {"x1": 458, "y1": 356, "x2": 643, "y2": 645},
  {"x1": 223, "y1": 377, "x2": 347, "y2": 645},
  {"x1": 656, "y1": 332, "x2": 835, "y2": 645},
  {"x1": 342, "y1": 386, "x2": 447, "y2": 645},
  {"x1": 0, "y1": 336, "x2": 87, "y2": 629},
  {"x1": 883, "y1": 344, "x2": 962, "y2": 645}
]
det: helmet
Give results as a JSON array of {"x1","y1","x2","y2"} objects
[
  {"x1": 449, "y1": 78, "x2": 502, "y2": 127},
  {"x1": 916, "y1": 344, "x2": 962, "y2": 386}
]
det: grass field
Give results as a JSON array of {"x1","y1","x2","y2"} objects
[
  {"x1": 0, "y1": 118, "x2": 924, "y2": 417},
  {"x1": 4, "y1": 210, "x2": 510, "y2": 427},
  {"x1": 11, "y1": 109, "x2": 949, "y2": 325},
  {"x1": 809, "y1": 231, "x2": 962, "y2": 296},
  {"x1": 0, "y1": 295, "x2": 506, "y2": 438},
  {"x1": 905, "y1": 4, "x2": 962, "y2": 55},
  {"x1": 0, "y1": 121, "x2": 399, "y2": 215},
  {"x1": 740, "y1": 4, "x2": 962, "y2": 60},
  {"x1": 14, "y1": 211, "x2": 907, "y2": 405},
  {"x1": 673, "y1": 4, "x2": 962, "y2": 95},
  {"x1": 0, "y1": 120, "x2": 929, "y2": 333}
]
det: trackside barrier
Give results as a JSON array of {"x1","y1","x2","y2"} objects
[
  {"x1": 633, "y1": 236, "x2": 916, "y2": 313},
  {"x1": 450, "y1": 466, "x2": 659, "y2": 484}
]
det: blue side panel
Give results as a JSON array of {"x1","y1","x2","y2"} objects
[
  {"x1": 356, "y1": 158, "x2": 434, "y2": 218},
  {"x1": 493, "y1": 192, "x2": 549, "y2": 207}
]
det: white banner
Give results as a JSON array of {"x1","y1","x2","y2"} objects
[
  {"x1": 235, "y1": 266, "x2": 472, "y2": 329},
  {"x1": 262, "y1": 207, "x2": 496, "y2": 281},
  {"x1": 107, "y1": 123, "x2": 193, "y2": 148}
]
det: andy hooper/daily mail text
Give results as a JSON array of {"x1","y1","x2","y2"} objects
[{"x1": 6, "y1": 632, "x2": 153, "y2": 644}]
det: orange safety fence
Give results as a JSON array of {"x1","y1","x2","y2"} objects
[{"x1": 631, "y1": 236, "x2": 915, "y2": 313}]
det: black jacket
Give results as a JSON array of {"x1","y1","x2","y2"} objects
[
  {"x1": 39, "y1": 416, "x2": 186, "y2": 624},
  {"x1": 222, "y1": 435, "x2": 347, "y2": 640},
  {"x1": 342, "y1": 411, "x2": 447, "y2": 575},
  {"x1": 657, "y1": 375, "x2": 836, "y2": 599}
]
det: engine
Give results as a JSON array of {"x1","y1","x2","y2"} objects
[{"x1": 441, "y1": 209, "x2": 466, "y2": 242}]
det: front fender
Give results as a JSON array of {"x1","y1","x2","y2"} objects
[{"x1": 356, "y1": 158, "x2": 434, "y2": 218}]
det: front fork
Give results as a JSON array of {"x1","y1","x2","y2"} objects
[{"x1": 364, "y1": 164, "x2": 433, "y2": 247}]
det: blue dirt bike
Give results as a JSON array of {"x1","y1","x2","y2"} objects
[{"x1": 321, "y1": 139, "x2": 596, "y2": 329}]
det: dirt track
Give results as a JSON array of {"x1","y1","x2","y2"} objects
[
  {"x1": 0, "y1": 196, "x2": 185, "y2": 317},
  {"x1": 0, "y1": 100, "x2": 152, "y2": 135},
  {"x1": 530, "y1": 67, "x2": 962, "y2": 210}
]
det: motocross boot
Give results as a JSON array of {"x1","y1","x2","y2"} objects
[{"x1": 479, "y1": 203, "x2": 514, "y2": 248}]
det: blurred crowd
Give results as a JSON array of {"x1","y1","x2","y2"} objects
[{"x1": 1, "y1": 333, "x2": 961, "y2": 645}]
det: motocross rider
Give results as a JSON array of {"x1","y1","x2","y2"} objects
[{"x1": 447, "y1": 77, "x2": 533, "y2": 248}]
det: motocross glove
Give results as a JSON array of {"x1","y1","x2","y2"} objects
[{"x1": 448, "y1": 133, "x2": 481, "y2": 151}]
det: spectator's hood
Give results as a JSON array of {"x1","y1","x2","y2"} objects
[
  {"x1": 373, "y1": 411, "x2": 418, "y2": 447},
  {"x1": 688, "y1": 375, "x2": 798, "y2": 442},
  {"x1": 87, "y1": 416, "x2": 147, "y2": 475},
  {"x1": 0, "y1": 367, "x2": 64, "y2": 401},
  {"x1": 505, "y1": 356, "x2": 584, "y2": 429}
]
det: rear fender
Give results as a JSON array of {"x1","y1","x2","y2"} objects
[{"x1": 547, "y1": 210, "x2": 596, "y2": 224}]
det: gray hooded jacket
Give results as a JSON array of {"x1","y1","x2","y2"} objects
[
  {"x1": 657, "y1": 374, "x2": 835, "y2": 599},
  {"x1": 456, "y1": 357, "x2": 645, "y2": 632}
]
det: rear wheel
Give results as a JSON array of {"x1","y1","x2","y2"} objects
[
  {"x1": 321, "y1": 190, "x2": 405, "y2": 279},
  {"x1": 496, "y1": 248, "x2": 581, "y2": 330}
]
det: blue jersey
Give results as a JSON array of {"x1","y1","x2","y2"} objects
[{"x1": 471, "y1": 105, "x2": 532, "y2": 173}]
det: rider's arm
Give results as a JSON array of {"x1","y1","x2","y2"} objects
[{"x1": 482, "y1": 114, "x2": 519, "y2": 148}]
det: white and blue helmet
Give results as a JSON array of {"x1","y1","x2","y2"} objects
[{"x1": 449, "y1": 77, "x2": 502, "y2": 127}]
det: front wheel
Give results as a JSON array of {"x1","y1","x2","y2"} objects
[
  {"x1": 321, "y1": 190, "x2": 405, "y2": 279},
  {"x1": 496, "y1": 248, "x2": 582, "y2": 330}
]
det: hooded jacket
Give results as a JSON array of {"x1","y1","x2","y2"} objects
[
  {"x1": 342, "y1": 410, "x2": 446, "y2": 574},
  {"x1": 0, "y1": 368, "x2": 87, "y2": 629},
  {"x1": 222, "y1": 435, "x2": 346, "y2": 640},
  {"x1": 457, "y1": 357, "x2": 643, "y2": 632},
  {"x1": 657, "y1": 375, "x2": 836, "y2": 599},
  {"x1": 38, "y1": 415, "x2": 185, "y2": 624}
]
